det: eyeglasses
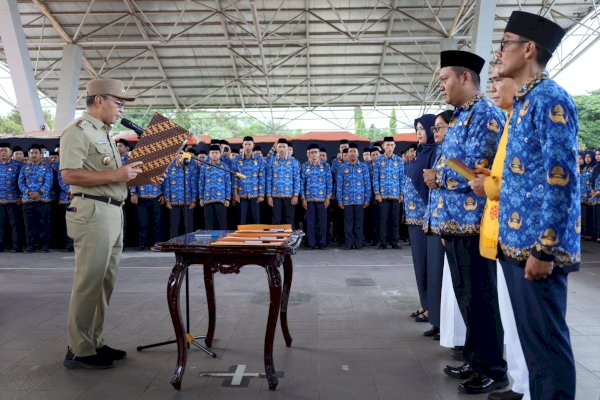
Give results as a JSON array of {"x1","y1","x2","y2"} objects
[
  {"x1": 103, "y1": 95, "x2": 125, "y2": 109},
  {"x1": 431, "y1": 125, "x2": 448, "y2": 134},
  {"x1": 499, "y1": 39, "x2": 529, "y2": 52}
]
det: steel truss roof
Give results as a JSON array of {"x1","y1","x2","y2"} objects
[{"x1": 2, "y1": 0, "x2": 599, "y2": 116}]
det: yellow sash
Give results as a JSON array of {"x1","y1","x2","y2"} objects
[{"x1": 479, "y1": 111, "x2": 511, "y2": 260}]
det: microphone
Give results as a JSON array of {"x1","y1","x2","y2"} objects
[{"x1": 120, "y1": 118, "x2": 145, "y2": 137}]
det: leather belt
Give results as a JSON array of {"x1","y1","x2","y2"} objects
[{"x1": 72, "y1": 193, "x2": 125, "y2": 207}]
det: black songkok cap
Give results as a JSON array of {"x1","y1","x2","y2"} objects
[
  {"x1": 220, "y1": 139, "x2": 230, "y2": 145},
  {"x1": 117, "y1": 138, "x2": 130, "y2": 147},
  {"x1": 319, "y1": 147, "x2": 327, "y2": 152},
  {"x1": 49, "y1": 151, "x2": 59, "y2": 156},
  {"x1": 209, "y1": 144, "x2": 221, "y2": 152},
  {"x1": 340, "y1": 139, "x2": 349, "y2": 145},
  {"x1": 199, "y1": 150, "x2": 207, "y2": 155},
  {"x1": 307, "y1": 143, "x2": 319, "y2": 151},
  {"x1": 277, "y1": 138, "x2": 289, "y2": 145},
  {"x1": 440, "y1": 50, "x2": 485, "y2": 75},
  {"x1": 505, "y1": 11, "x2": 565, "y2": 54},
  {"x1": 342, "y1": 148, "x2": 349, "y2": 154},
  {"x1": 12, "y1": 145, "x2": 23, "y2": 152},
  {"x1": 0, "y1": 142, "x2": 11, "y2": 148},
  {"x1": 383, "y1": 137, "x2": 394, "y2": 143},
  {"x1": 348, "y1": 142, "x2": 358, "y2": 149},
  {"x1": 363, "y1": 147, "x2": 371, "y2": 153},
  {"x1": 243, "y1": 136, "x2": 254, "y2": 142},
  {"x1": 29, "y1": 143, "x2": 42, "y2": 151},
  {"x1": 187, "y1": 148, "x2": 198, "y2": 155},
  {"x1": 210, "y1": 139, "x2": 220, "y2": 144}
]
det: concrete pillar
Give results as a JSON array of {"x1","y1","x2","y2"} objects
[
  {"x1": 471, "y1": 0, "x2": 497, "y2": 91},
  {"x1": 54, "y1": 44, "x2": 83, "y2": 130},
  {"x1": 0, "y1": 0, "x2": 45, "y2": 132}
]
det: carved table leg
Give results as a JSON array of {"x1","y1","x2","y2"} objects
[
  {"x1": 167, "y1": 255, "x2": 190, "y2": 390},
  {"x1": 280, "y1": 255, "x2": 293, "y2": 347},
  {"x1": 264, "y1": 258, "x2": 283, "y2": 390},
  {"x1": 203, "y1": 262, "x2": 216, "y2": 347}
]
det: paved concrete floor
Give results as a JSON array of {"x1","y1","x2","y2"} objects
[{"x1": 0, "y1": 241, "x2": 599, "y2": 400}]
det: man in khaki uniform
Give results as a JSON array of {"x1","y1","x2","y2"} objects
[{"x1": 60, "y1": 78, "x2": 142, "y2": 369}]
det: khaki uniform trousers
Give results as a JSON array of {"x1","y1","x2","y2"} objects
[{"x1": 66, "y1": 196, "x2": 123, "y2": 356}]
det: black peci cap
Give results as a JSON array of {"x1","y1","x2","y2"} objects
[
  {"x1": 348, "y1": 142, "x2": 358, "y2": 149},
  {"x1": 505, "y1": 11, "x2": 565, "y2": 54},
  {"x1": 243, "y1": 136, "x2": 254, "y2": 142},
  {"x1": 383, "y1": 137, "x2": 394, "y2": 143},
  {"x1": 440, "y1": 50, "x2": 485, "y2": 75},
  {"x1": 307, "y1": 143, "x2": 319, "y2": 151},
  {"x1": 209, "y1": 144, "x2": 221, "y2": 152},
  {"x1": 277, "y1": 138, "x2": 289, "y2": 145}
]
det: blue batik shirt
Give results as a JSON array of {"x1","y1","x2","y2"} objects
[
  {"x1": 18, "y1": 161, "x2": 54, "y2": 203},
  {"x1": 199, "y1": 161, "x2": 232, "y2": 205},
  {"x1": 423, "y1": 147, "x2": 445, "y2": 234},
  {"x1": 592, "y1": 172, "x2": 600, "y2": 206},
  {"x1": 499, "y1": 74, "x2": 580, "y2": 271},
  {"x1": 403, "y1": 176, "x2": 427, "y2": 226},
  {"x1": 266, "y1": 156, "x2": 300, "y2": 198},
  {"x1": 164, "y1": 160, "x2": 199, "y2": 206},
  {"x1": 300, "y1": 160, "x2": 333, "y2": 202},
  {"x1": 57, "y1": 168, "x2": 70, "y2": 204},
  {"x1": 235, "y1": 154, "x2": 266, "y2": 199},
  {"x1": 0, "y1": 159, "x2": 21, "y2": 204},
  {"x1": 337, "y1": 161, "x2": 371, "y2": 206},
  {"x1": 580, "y1": 166, "x2": 594, "y2": 205},
  {"x1": 130, "y1": 183, "x2": 163, "y2": 199},
  {"x1": 434, "y1": 95, "x2": 504, "y2": 235},
  {"x1": 372, "y1": 153, "x2": 404, "y2": 200}
]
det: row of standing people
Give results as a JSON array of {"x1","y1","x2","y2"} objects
[
  {"x1": 579, "y1": 149, "x2": 600, "y2": 241},
  {"x1": 402, "y1": 11, "x2": 581, "y2": 400}
]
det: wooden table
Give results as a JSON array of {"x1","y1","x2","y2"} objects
[{"x1": 154, "y1": 230, "x2": 304, "y2": 391}]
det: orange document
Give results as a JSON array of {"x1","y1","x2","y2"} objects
[{"x1": 446, "y1": 158, "x2": 477, "y2": 181}]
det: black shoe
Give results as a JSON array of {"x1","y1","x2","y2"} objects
[
  {"x1": 443, "y1": 362, "x2": 473, "y2": 379},
  {"x1": 343, "y1": 245, "x2": 352, "y2": 250},
  {"x1": 351, "y1": 244, "x2": 356, "y2": 249},
  {"x1": 138, "y1": 246, "x2": 146, "y2": 251},
  {"x1": 415, "y1": 313, "x2": 429, "y2": 323},
  {"x1": 391, "y1": 242, "x2": 401, "y2": 249},
  {"x1": 423, "y1": 326, "x2": 439, "y2": 337},
  {"x1": 487, "y1": 390, "x2": 524, "y2": 400},
  {"x1": 318, "y1": 244, "x2": 327, "y2": 249},
  {"x1": 451, "y1": 347, "x2": 466, "y2": 361},
  {"x1": 41, "y1": 249, "x2": 49, "y2": 253},
  {"x1": 64, "y1": 348, "x2": 113, "y2": 370},
  {"x1": 96, "y1": 345, "x2": 127, "y2": 361},
  {"x1": 378, "y1": 244, "x2": 387, "y2": 249},
  {"x1": 371, "y1": 241, "x2": 380, "y2": 247},
  {"x1": 458, "y1": 373, "x2": 508, "y2": 394},
  {"x1": 355, "y1": 245, "x2": 363, "y2": 250},
  {"x1": 410, "y1": 309, "x2": 423, "y2": 318},
  {"x1": 432, "y1": 332, "x2": 440, "y2": 340}
]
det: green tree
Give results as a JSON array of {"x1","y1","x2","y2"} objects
[
  {"x1": 389, "y1": 106, "x2": 397, "y2": 135},
  {"x1": 574, "y1": 89, "x2": 600, "y2": 149},
  {"x1": 354, "y1": 106, "x2": 366, "y2": 136},
  {"x1": 0, "y1": 108, "x2": 56, "y2": 133}
]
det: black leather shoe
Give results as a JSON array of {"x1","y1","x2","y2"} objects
[
  {"x1": 459, "y1": 373, "x2": 508, "y2": 394},
  {"x1": 443, "y1": 362, "x2": 473, "y2": 379},
  {"x1": 96, "y1": 345, "x2": 127, "y2": 361},
  {"x1": 410, "y1": 309, "x2": 423, "y2": 318},
  {"x1": 415, "y1": 313, "x2": 429, "y2": 322},
  {"x1": 378, "y1": 244, "x2": 387, "y2": 249},
  {"x1": 64, "y1": 348, "x2": 113, "y2": 370},
  {"x1": 423, "y1": 326, "x2": 439, "y2": 337},
  {"x1": 432, "y1": 332, "x2": 440, "y2": 340},
  {"x1": 391, "y1": 242, "x2": 401, "y2": 249},
  {"x1": 488, "y1": 390, "x2": 524, "y2": 400}
]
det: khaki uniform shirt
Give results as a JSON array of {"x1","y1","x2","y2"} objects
[{"x1": 59, "y1": 112, "x2": 127, "y2": 201}]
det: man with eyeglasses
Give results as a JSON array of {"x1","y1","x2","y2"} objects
[
  {"x1": 60, "y1": 78, "x2": 143, "y2": 370},
  {"x1": 301, "y1": 143, "x2": 332, "y2": 249},
  {"x1": 496, "y1": 11, "x2": 579, "y2": 400},
  {"x1": 424, "y1": 51, "x2": 507, "y2": 395}
]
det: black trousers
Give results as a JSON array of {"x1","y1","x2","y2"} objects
[
  {"x1": 425, "y1": 234, "x2": 444, "y2": 328},
  {"x1": 443, "y1": 235, "x2": 506, "y2": 381},
  {"x1": 137, "y1": 198, "x2": 161, "y2": 247},
  {"x1": 23, "y1": 202, "x2": 50, "y2": 251},
  {"x1": 370, "y1": 199, "x2": 380, "y2": 244},
  {"x1": 0, "y1": 203, "x2": 22, "y2": 251},
  {"x1": 271, "y1": 197, "x2": 295, "y2": 225},
  {"x1": 379, "y1": 199, "x2": 400, "y2": 244},
  {"x1": 169, "y1": 206, "x2": 194, "y2": 239},
  {"x1": 501, "y1": 260, "x2": 575, "y2": 400},
  {"x1": 239, "y1": 198, "x2": 260, "y2": 225},
  {"x1": 581, "y1": 203, "x2": 593, "y2": 237},
  {"x1": 594, "y1": 204, "x2": 600, "y2": 240},
  {"x1": 343, "y1": 204, "x2": 364, "y2": 247},
  {"x1": 305, "y1": 201, "x2": 327, "y2": 247},
  {"x1": 408, "y1": 225, "x2": 428, "y2": 310},
  {"x1": 59, "y1": 204, "x2": 74, "y2": 250},
  {"x1": 204, "y1": 203, "x2": 228, "y2": 230}
]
